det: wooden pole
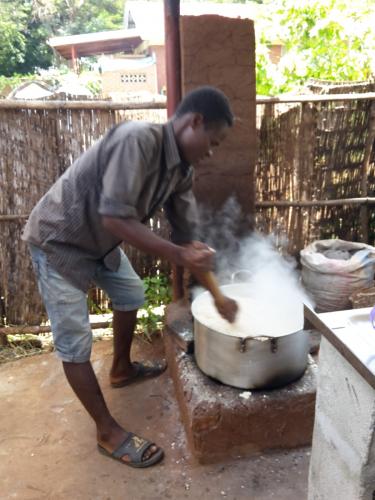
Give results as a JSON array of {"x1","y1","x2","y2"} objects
[
  {"x1": 0, "y1": 100, "x2": 167, "y2": 110},
  {"x1": 71, "y1": 45, "x2": 78, "y2": 73},
  {"x1": 256, "y1": 197, "x2": 375, "y2": 208},
  {"x1": 0, "y1": 93, "x2": 373, "y2": 111},
  {"x1": 256, "y1": 93, "x2": 375, "y2": 104},
  {"x1": 164, "y1": 0, "x2": 182, "y2": 116},
  {"x1": 164, "y1": 0, "x2": 184, "y2": 301},
  {"x1": 0, "y1": 215, "x2": 29, "y2": 221},
  {"x1": 360, "y1": 101, "x2": 375, "y2": 243},
  {"x1": 0, "y1": 321, "x2": 111, "y2": 337}
]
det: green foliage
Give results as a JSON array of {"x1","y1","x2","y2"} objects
[
  {"x1": 0, "y1": 0, "x2": 124, "y2": 76},
  {"x1": 136, "y1": 274, "x2": 172, "y2": 341},
  {"x1": 256, "y1": 0, "x2": 375, "y2": 95},
  {"x1": 0, "y1": 74, "x2": 35, "y2": 94},
  {"x1": 0, "y1": 1, "x2": 29, "y2": 76},
  {"x1": 44, "y1": 0, "x2": 124, "y2": 36}
]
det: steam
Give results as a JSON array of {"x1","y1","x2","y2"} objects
[
  {"x1": 194, "y1": 198, "x2": 314, "y2": 331},
  {"x1": 223, "y1": 231, "x2": 313, "y2": 311}
]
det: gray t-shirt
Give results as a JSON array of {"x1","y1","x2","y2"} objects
[{"x1": 22, "y1": 120, "x2": 198, "y2": 291}]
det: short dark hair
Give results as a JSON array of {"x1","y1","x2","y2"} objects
[{"x1": 175, "y1": 86, "x2": 234, "y2": 127}]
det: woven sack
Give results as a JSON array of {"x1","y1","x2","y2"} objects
[{"x1": 300, "y1": 239, "x2": 375, "y2": 312}]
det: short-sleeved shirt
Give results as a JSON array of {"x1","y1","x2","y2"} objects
[{"x1": 22, "y1": 121, "x2": 198, "y2": 291}]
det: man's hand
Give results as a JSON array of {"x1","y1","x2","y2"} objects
[
  {"x1": 215, "y1": 296, "x2": 238, "y2": 323},
  {"x1": 178, "y1": 241, "x2": 215, "y2": 274}
]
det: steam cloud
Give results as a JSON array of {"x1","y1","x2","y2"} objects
[{"x1": 194, "y1": 197, "x2": 314, "y2": 322}]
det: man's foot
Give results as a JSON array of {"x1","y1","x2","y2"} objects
[
  {"x1": 110, "y1": 360, "x2": 167, "y2": 388},
  {"x1": 97, "y1": 427, "x2": 163, "y2": 468}
]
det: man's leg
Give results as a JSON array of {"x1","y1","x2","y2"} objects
[
  {"x1": 94, "y1": 250, "x2": 166, "y2": 387},
  {"x1": 62, "y1": 360, "x2": 158, "y2": 462},
  {"x1": 28, "y1": 245, "x2": 160, "y2": 465},
  {"x1": 109, "y1": 308, "x2": 167, "y2": 386},
  {"x1": 109, "y1": 309, "x2": 138, "y2": 384}
]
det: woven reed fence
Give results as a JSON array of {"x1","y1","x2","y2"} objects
[
  {"x1": 255, "y1": 91, "x2": 375, "y2": 256},
  {"x1": 1, "y1": 92, "x2": 375, "y2": 326},
  {"x1": 0, "y1": 101, "x2": 168, "y2": 325}
]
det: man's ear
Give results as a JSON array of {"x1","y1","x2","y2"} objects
[{"x1": 190, "y1": 112, "x2": 204, "y2": 130}]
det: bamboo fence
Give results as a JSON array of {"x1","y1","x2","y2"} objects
[
  {"x1": 255, "y1": 88, "x2": 375, "y2": 256},
  {"x1": 0, "y1": 102, "x2": 168, "y2": 325},
  {"x1": 1, "y1": 90, "x2": 375, "y2": 327}
]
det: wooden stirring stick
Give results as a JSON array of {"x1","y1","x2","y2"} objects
[
  {"x1": 196, "y1": 271, "x2": 238, "y2": 323},
  {"x1": 199, "y1": 271, "x2": 228, "y2": 307}
]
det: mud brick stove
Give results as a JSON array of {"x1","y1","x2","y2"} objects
[{"x1": 164, "y1": 301, "x2": 317, "y2": 463}]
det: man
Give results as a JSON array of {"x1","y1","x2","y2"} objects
[{"x1": 23, "y1": 85, "x2": 237, "y2": 468}]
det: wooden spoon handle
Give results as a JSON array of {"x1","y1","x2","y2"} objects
[{"x1": 196, "y1": 271, "x2": 226, "y2": 305}]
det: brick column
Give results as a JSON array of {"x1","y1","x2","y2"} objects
[{"x1": 180, "y1": 15, "x2": 256, "y2": 214}]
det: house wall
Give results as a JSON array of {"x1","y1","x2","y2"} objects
[
  {"x1": 180, "y1": 15, "x2": 256, "y2": 217},
  {"x1": 101, "y1": 63, "x2": 158, "y2": 99}
]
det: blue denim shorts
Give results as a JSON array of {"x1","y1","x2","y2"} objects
[{"x1": 29, "y1": 245, "x2": 145, "y2": 363}]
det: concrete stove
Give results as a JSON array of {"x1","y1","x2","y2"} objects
[{"x1": 164, "y1": 302, "x2": 317, "y2": 463}]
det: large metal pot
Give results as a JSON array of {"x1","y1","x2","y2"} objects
[{"x1": 192, "y1": 283, "x2": 309, "y2": 389}]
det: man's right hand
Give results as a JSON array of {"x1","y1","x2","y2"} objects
[{"x1": 178, "y1": 241, "x2": 215, "y2": 274}]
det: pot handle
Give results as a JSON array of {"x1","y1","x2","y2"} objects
[
  {"x1": 238, "y1": 335, "x2": 278, "y2": 353},
  {"x1": 231, "y1": 269, "x2": 253, "y2": 283}
]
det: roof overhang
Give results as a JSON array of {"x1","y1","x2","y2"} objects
[{"x1": 49, "y1": 29, "x2": 143, "y2": 59}]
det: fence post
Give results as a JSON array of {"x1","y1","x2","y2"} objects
[
  {"x1": 360, "y1": 101, "x2": 375, "y2": 244},
  {"x1": 296, "y1": 102, "x2": 315, "y2": 252}
]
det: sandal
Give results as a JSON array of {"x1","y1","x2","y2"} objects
[
  {"x1": 110, "y1": 360, "x2": 167, "y2": 388},
  {"x1": 98, "y1": 432, "x2": 164, "y2": 468}
]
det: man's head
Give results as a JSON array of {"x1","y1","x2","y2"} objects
[{"x1": 172, "y1": 86, "x2": 234, "y2": 165}]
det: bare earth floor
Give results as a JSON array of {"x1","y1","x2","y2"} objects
[{"x1": 0, "y1": 336, "x2": 310, "y2": 500}]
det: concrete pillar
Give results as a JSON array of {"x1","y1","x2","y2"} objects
[
  {"x1": 180, "y1": 15, "x2": 256, "y2": 215},
  {"x1": 308, "y1": 337, "x2": 375, "y2": 499}
]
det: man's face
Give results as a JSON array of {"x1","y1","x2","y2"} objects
[{"x1": 178, "y1": 114, "x2": 229, "y2": 165}]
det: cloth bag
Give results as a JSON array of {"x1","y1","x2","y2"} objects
[{"x1": 300, "y1": 239, "x2": 375, "y2": 312}]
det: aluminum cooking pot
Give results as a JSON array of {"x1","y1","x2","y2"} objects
[{"x1": 191, "y1": 283, "x2": 309, "y2": 390}]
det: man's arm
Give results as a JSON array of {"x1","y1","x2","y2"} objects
[
  {"x1": 103, "y1": 218, "x2": 238, "y2": 323},
  {"x1": 101, "y1": 216, "x2": 214, "y2": 274}
]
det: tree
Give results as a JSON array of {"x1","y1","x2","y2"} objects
[
  {"x1": 256, "y1": 0, "x2": 375, "y2": 95},
  {"x1": 37, "y1": 0, "x2": 124, "y2": 35},
  {"x1": 0, "y1": 2, "x2": 30, "y2": 76},
  {"x1": 0, "y1": 0, "x2": 124, "y2": 76}
]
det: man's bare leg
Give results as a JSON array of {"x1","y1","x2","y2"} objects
[
  {"x1": 63, "y1": 360, "x2": 158, "y2": 462},
  {"x1": 110, "y1": 309, "x2": 138, "y2": 384}
]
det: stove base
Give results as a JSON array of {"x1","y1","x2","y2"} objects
[{"x1": 164, "y1": 329, "x2": 317, "y2": 463}]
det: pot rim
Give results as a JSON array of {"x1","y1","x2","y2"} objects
[{"x1": 193, "y1": 316, "x2": 305, "y2": 341}]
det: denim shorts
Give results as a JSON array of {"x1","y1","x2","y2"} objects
[{"x1": 29, "y1": 245, "x2": 145, "y2": 363}]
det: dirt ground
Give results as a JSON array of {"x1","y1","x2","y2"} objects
[{"x1": 0, "y1": 335, "x2": 311, "y2": 500}]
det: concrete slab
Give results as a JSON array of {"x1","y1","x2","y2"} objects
[
  {"x1": 0, "y1": 335, "x2": 311, "y2": 500},
  {"x1": 164, "y1": 331, "x2": 317, "y2": 463},
  {"x1": 307, "y1": 307, "x2": 375, "y2": 499}
]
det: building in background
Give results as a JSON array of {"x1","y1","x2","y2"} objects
[{"x1": 48, "y1": 1, "x2": 281, "y2": 100}]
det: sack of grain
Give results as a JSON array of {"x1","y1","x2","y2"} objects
[{"x1": 300, "y1": 239, "x2": 375, "y2": 312}]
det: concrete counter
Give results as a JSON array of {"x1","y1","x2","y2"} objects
[{"x1": 306, "y1": 306, "x2": 375, "y2": 500}]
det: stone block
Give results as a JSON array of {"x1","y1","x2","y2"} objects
[{"x1": 308, "y1": 338, "x2": 375, "y2": 499}]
